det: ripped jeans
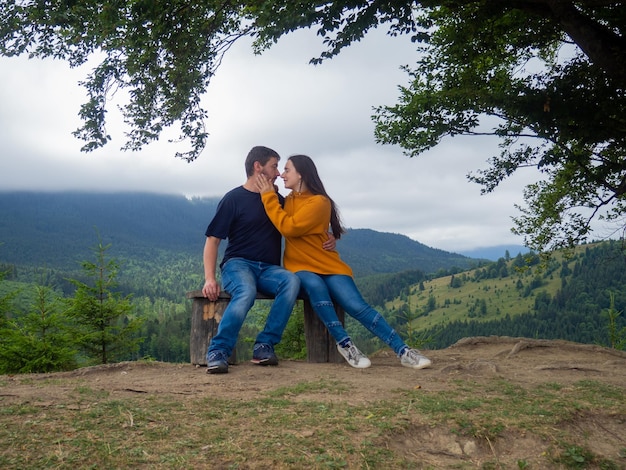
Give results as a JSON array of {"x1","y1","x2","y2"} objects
[{"x1": 296, "y1": 271, "x2": 407, "y2": 355}]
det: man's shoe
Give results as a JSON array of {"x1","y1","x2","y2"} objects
[
  {"x1": 337, "y1": 341, "x2": 371, "y2": 369},
  {"x1": 206, "y1": 350, "x2": 229, "y2": 374},
  {"x1": 400, "y1": 348, "x2": 432, "y2": 369},
  {"x1": 251, "y1": 343, "x2": 278, "y2": 366}
]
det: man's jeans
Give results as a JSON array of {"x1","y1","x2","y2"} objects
[
  {"x1": 206, "y1": 258, "x2": 300, "y2": 360},
  {"x1": 296, "y1": 271, "x2": 406, "y2": 355}
]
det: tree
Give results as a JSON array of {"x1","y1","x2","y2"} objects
[
  {"x1": 604, "y1": 291, "x2": 626, "y2": 350},
  {"x1": 0, "y1": 284, "x2": 78, "y2": 373},
  {"x1": 370, "y1": 2, "x2": 626, "y2": 253},
  {"x1": 450, "y1": 274, "x2": 463, "y2": 288},
  {"x1": 1, "y1": 1, "x2": 624, "y2": 251},
  {"x1": 0, "y1": 264, "x2": 14, "y2": 329},
  {"x1": 67, "y1": 238, "x2": 143, "y2": 364}
]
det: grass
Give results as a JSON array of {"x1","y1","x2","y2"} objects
[{"x1": 1, "y1": 376, "x2": 624, "y2": 469}]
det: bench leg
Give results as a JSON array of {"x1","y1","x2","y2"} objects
[
  {"x1": 303, "y1": 299, "x2": 344, "y2": 363},
  {"x1": 190, "y1": 299, "x2": 237, "y2": 366}
]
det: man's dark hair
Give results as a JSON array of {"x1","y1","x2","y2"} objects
[{"x1": 245, "y1": 146, "x2": 280, "y2": 177}]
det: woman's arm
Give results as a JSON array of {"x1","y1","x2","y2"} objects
[{"x1": 256, "y1": 175, "x2": 329, "y2": 237}]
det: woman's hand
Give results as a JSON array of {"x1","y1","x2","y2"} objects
[
  {"x1": 323, "y1": 232, "x2": 337, "y2": 251},
  {"x1": 256, "y1": 174, "x2": 275, "y2": 194}
]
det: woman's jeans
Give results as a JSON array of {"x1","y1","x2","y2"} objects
[
  {"x1": 206, "y1": 258, "x2": 300, "y2": 359},
  {"x1": 296, "y1": 271, "x2": 406, "y2": 355}
]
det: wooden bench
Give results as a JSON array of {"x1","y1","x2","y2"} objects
[{"x1": 186, "y1": 290, "x2": 345, "y2": 365}]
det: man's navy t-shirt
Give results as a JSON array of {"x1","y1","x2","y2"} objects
[{"x1": 205, "y1": 186, "x2": 284, "y2": 268}]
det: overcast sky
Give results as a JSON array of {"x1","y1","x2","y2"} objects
[{"x1": 0, "y1": 28, "x2": 538, "y2": 253}]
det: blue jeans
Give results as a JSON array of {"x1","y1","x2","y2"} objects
[
  {"x1": 296, "y1": 271, "x2": 407, "y2": 355},
  {"x1": 206, "y1": 258, "x2": 300, "y2": 359}
]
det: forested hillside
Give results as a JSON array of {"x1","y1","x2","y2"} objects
[
  {"x1": 0, "y1": 191, "x2": 475, "y2": 278},
  {"x1": 0, "y1": 192, "x2": 214, "y2": 269},
  {"x1": 383, "y1": 241, "x2": 626, "y2": 350}
]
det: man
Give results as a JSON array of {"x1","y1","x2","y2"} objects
[{"x1": 202, "y1": 146, "x2": 334, "y2": 374}]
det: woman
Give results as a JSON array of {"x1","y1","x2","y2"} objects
[{"x1": 256, "y1": 154, "x2": 432, "y2": 370}]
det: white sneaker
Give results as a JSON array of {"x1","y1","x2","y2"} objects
[
  {"x1": 337, "y1": 342, "x2": 371, "y2": 369},
  {"x1": 400, "y1": 348, "x2": 432, "y2": 369}
]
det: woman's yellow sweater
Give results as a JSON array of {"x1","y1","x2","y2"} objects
[{"x1": 260, "y1": 190, "x2": 353, "y2": 277}]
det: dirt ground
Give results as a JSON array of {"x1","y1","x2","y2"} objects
[{"x1": 2, "y1": 336, "x2": 626, "y2": 468}]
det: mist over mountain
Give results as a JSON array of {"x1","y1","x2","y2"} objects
[{"x1": 0, "y1": 191, "x2": 479, "y2": 277}]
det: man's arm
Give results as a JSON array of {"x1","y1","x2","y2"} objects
[{"x1": 202, "y1": 236, "x2": 221, "y2": 300}]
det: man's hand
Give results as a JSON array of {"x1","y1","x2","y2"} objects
[
  {"x1": 323, "y1": 232, "x2": 336, "y2": 251},
  {"x1": 202, "y1": 279, "x2": 220, "y2": 301}
]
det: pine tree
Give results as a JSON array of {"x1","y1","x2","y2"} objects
[
  {"x1": 67, "y1": 239, "x2": 144, "y2": 364},
  {"x1": 604, "y1": 292, "x2": 626, "y2": 350},
  {"x1": 0, "y1": 266, "x2": 13, "y2": 329},
  {"x1": 0, "y1": 284, "x2": 77, "y2": 373},
  {"x1": 0, "y1": 265, "x2": 78, "y2": 373}
]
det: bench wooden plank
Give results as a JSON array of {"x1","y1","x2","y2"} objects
[{"x1": 186, "y1": 290, "x2": 344, "y2": 365}]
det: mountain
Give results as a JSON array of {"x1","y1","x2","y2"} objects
[
  {"x1": 0, "y1": 191, "x2": 478, "y2": 277},
  {"x1": 459, "y1": 245, "x2": 530, "y2": 261},
  {"x1": 339, "y1": 228, "x2": 472, "y2": 276},
  {"x1": 0, "y1": 191, "x2": 215, "y2": 269}
]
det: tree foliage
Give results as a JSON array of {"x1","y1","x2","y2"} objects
[
  {"x1": 0, "y1": 284, "x2": 78, "y2": 373},
  {"x1": 0, "y1": 263, "x2": 14, "y2": 329},
  {"x1": 67, "y1": 238, "x2": 143, "y2": 364},
  {"x1": 0, "y1": 1, "x2": 624, "y2": 250},
  {"x1": 0, "y1": 0, "x2": 251, "y2": 161}
]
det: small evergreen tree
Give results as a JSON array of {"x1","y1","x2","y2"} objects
[
  {"x1": 604, "y1": 292, "x2": 626, "y2": 350},
  {"x1": 0, "y1": 284, "x2": 77, "y2": 373},
  {"x1": 0, "y1": 266, "x2": 14, "y2": 329},
  {"x1": 395, "y1": 297, "x2": 435, "y2": 350},
  {"x1": 67, "y1": 238, "x2": 144, "y2": 364}
]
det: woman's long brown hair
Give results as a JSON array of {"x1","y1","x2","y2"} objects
[{"x1": 288, "y1": 154, "x2": 346, "y2": 239}]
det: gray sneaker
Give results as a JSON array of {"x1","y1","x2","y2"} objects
[
  {"x1": 400, "y1": 348, "x2": 432, "y2": 369},
  {"x1": 337, "y1": 342, "x2": 371, "y2": 369}
]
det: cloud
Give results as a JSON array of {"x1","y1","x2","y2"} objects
[{"x1": 0, "y1": 28, "x2": 530, "y2": 252}]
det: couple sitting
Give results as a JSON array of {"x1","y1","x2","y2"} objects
[{"x1": 201, "y1": 146, "x2": 432, "y2": 374}]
